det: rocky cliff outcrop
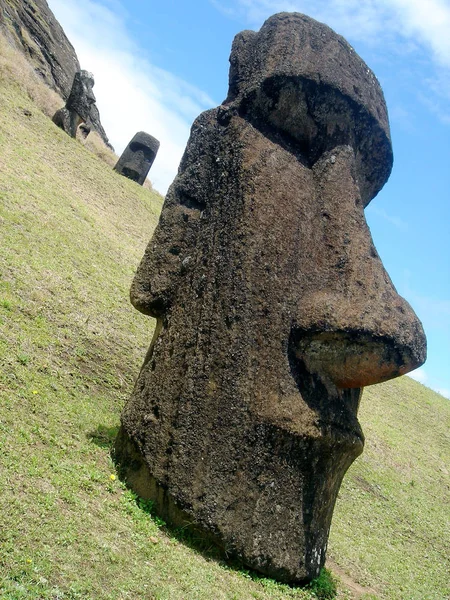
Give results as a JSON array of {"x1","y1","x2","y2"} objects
[{"x1": 0, "y1": 0, "x2": 112, "y2": 148}]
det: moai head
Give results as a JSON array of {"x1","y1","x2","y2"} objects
[
  {"x1": 114, "y1": 132, "x2": 160, "y2": 186},
  {"x1": 223, "y1": 13, "x2": 426, "y2": 391},
  {"x1": 115, "y1": 13, "x2": 426, "y2": 583},
  {"x1": 66, "y1": 70, "x2": 96, "y2": 122}
]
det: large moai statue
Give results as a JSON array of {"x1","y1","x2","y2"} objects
[
  {"x1": 114, "y1": 13, "x2": 426, "y2": 583},
  {"x1": 114, "y1": 132, "x2": 160, "y2": 185},
  {"x1": 52, "y1": 70, "x2": 96, "y2": 138}
]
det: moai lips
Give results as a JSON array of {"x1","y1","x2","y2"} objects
[
  {"x1": 114, "y1": 132, "x2": 160, "y2": 186},
  {"x1": 115, "y1": 13, "x2": 426, "y2": 583}
]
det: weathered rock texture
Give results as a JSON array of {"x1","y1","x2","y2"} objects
[
  {"x1": 52, "y1": 70, "x2": 96, "y2": 138},
  {"x1": 114, "y1": 13, "x2": 426, "y2": 583},
  {"x1": 114, "y1": 132, "x2": 160, "y2": 185},
  {"x1": 0, "y1": 0, "x2": 112, "y2": 148}
]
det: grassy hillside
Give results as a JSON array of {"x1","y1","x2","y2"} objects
[
  {"x1": 329, "y1": 378, "x2": 449, "y2": 600},
  {"x1": 0, "y1": 54, "x2": 449, "y2": 599}
]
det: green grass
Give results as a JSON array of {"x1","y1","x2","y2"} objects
[
  {"x1": 0, "y1": 67, "x2": 449, "y2": 600},
  {"x1": 0, "y1": 77, "x2": 320, "y2": 600},
  {"x1": 329, "y1": 378, "x2": 450, "y2": 600}
]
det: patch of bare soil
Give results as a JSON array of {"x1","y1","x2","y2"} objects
[{"x1": 327, "y1": 558, "x2": 379, "y2": 599}]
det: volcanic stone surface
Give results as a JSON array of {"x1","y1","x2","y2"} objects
[
  {"x1": 114, "y1": 132, "x2": 160, "y2": 186},
  {"x1": 0, "y1": 0, "x2": 112, "y2": 148},
  {"x1": 115, "y1": 12, "x2": 426, "y2": 583},
  {"x1": 52, "y1": 70, "x2": 96, "y2": 138}
]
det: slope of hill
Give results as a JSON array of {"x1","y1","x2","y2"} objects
[
  {"x1": 329, "y1": 378, "x2": 449, "y2": 599},
  {"x1": 0, "y1": 0, "x2": 78, "y2": 97},
  {"x1": 0, "y1": 55, "x2": 449, "y2": 599},
  {"x1": 0, "y1": 0, "x2": 111, "y2": 146}
]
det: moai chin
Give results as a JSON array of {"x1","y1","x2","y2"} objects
[
  {"x1": 114, "y1": 132, "x2": 160, "y2": 185},
  {"x1": 52, "y1": 70, "x2": 96, "y2": 138},
  {"x1": 115, "y1": 13, "x2": 426, "y2": 583}
]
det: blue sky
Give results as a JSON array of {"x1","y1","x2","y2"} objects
[{"x1": 48, "y1": 0, "x2": 449, "y2": 398}]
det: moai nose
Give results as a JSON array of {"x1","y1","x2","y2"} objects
[
  {"x1": 224, "y1": 12, "x2": 426, "y2": 390},
  {"x1": 292, "y1": 144, "x2": 426, "y2": 389}
]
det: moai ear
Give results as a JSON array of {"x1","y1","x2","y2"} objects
[{"x1": 129, "y1": 112, "x2": 220, "y2": 316}]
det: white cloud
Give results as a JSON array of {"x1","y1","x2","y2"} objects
[
  {"x1": 388, "y1": 0, "x2": 450, "y2": 68},
  {"x1": 219, "y1": 0, "x2": 450, "y2": 66},
  {"x1": 366, "y1": 205, "x2": 408, "y2": 231},
  {"x1": 407, "y1": 367, "x2": 428, "y2": 384},
  {"x1": 407, "y1": 370, "x2": 450, "y2": 400},
  {"x1": 213, "y1": 0, "x2": 450, "y2": 122},
  {"x1": 47, "y1": 0, "x2": 215, "y2": 194}
]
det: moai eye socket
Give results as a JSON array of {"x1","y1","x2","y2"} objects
[
  {"x1": 236, "y1": 75, "x2": 393, "y2": 205},
  {"x1": 129, "y1": 142, "x2": 158, "y2": 162},
  {"x1": 226, "y1": 15, "x2": 393, "y2": 206}
]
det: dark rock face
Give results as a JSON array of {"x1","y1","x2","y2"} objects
[
  {"x1": 114, "y1": 13, "x2": 426, "y2": 583},
  {"x1": 0, "y1": 0, "x2": 112, "y2": 148},
  {"x1": 52, "y1": 70, "x2": 96, "y2": 138},
  {"x1": 66, "y1": 70, "x2": 96, "y2": 121},
  {"x1": 0, "y1": 0, "x2": 78, "y2": 98},
  {"x1": 114, "y1": 132, "x2": 160, "y2": 186}
]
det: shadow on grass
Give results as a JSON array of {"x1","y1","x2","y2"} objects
[
  {"x1": 89, "y1": 423, "x2": 337, "y2": 597},
  {"x1": 113, "y1": 473, "x2": 337, "y2": 598},
  {"x1": 165, "y1": 521, "x2": 337, "y2": 598},
  {"x1": 87, "y1": 424, "x2": 119, "y2": 449}
]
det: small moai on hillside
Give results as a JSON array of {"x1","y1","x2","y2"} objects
[
  {"x1": 113, "y1": 132, "x2": 160, "y2": 186},
  {"x1": 52, "y1": 70, "x2": 96, "y2": 138},
  {"x1": 114, "y1": 13, "x2": 426, "y2": 583}
]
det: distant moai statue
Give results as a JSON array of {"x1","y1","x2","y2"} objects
[
  {"x1": 114, "y1": 132, "x2": 160, "y2": 185},
  {"x1": 52, "y1": 70, "x2": 96, "y2": 138},
  {"x1": 114, "y1": 13, "x2": 426, "y2": 583}
]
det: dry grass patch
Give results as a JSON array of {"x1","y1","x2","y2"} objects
[
  {"x1": 0, "y1": 31, "x2": 135, "y2": 179},
  {"x1": 83, "y1": 130, "x2": 118, "y2": 168},
  {"x1": 0, "y1": 32, "x2": 62, "y2": 118}
]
